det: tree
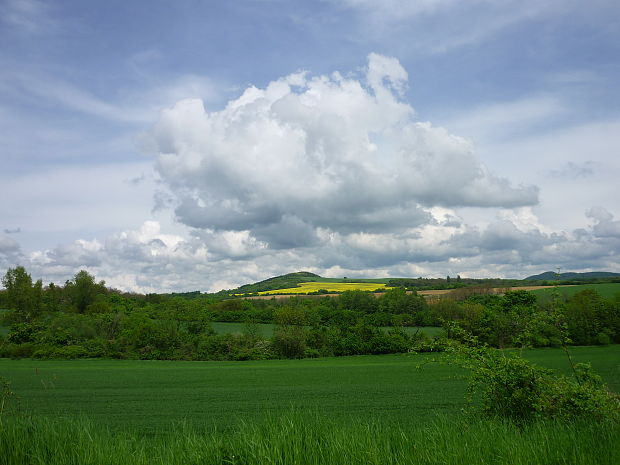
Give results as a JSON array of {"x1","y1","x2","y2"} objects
[
  {"x1": 1, "y1": 266, "x2": 42, "y2": 322},
  {"x1": 273, "y1": 306, "x2": 307, "y2": 358},
  {"x1": 43, "y1": 283, "x2": 62, "y2": 313},
  {"x1": 379, "y1": 287, "x2": 427, "y2": 316},
  {"x1": 65, "y1": 270, "x2": 106, "y2": 313},
  {"x1": 338, "y1": 290, "x2": 378, "y2": 314}
]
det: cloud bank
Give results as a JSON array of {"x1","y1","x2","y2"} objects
[{"x1": 2, "y1": 205, "x2": 618, "y2": 293}]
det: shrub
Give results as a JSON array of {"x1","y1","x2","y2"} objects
[
  {"x1": 1, "y1": 342, "x2": 36, "y2": 359},
  {"x1": 6, "y1": 322, "x2": 42, "y2": 344},
  {"x1": 446, "y1": 333, "x2": 619, "y2": 424},
  {"x1": 33, "y1": 344, "x2": 91, "y2": 359}
]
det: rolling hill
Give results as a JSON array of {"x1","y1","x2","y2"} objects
[
  {"x1": 232, "y1": 271, "x2": 323, "y2": 294},
  {"x1": 524, "y1": 271, "x2": 620, "y2": 281}
]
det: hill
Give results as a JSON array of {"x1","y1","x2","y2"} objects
[
  {"x1": 524, "y1": 271, "x2": 620, "y2": 281},
  {"x1": 232, "y1": 271, "x2": 323, "y2": 294}
]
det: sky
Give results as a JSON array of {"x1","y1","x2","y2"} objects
[{"x1": 1, "y1": 0, "x2": 619, "y2": 293}]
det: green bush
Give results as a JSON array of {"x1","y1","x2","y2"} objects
[
  {"x1": 447, "y1": 335, "x2": 619, "y2": 424},
  {"x1": 1, "y1": 342, "x2": 36, "y2": 359},
  {"x1": 33, "y1": 344, "x2": 91, "y2": 359}
]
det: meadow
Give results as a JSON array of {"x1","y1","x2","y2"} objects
[
  {"x1": 258, "y1": 281, "x2": 391, "y2": 295},
  {"x1": 531, "y1": 282, "x2": 620, "y2": 300},
  {"x1": 2, "y1": 346, "x2": 619, "y2": 464},
  {"x1": 3, "y1": 415, "x2": 618, "y2": 465},
  {"x1": 1, "y1": 346, "x2": 618, "y2": 433}
]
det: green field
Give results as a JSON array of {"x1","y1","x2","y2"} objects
[
  {"x1": 532, "y1": 282, "x2": 620, "y2": 300},
  {"x1": 210, "y1": 322, "x2": 443, "y2": 338},
  {"x1": 210, "y1": 321, "x2": 277, "y2": 337},
  {"x1": 1, "y1": 346, "x2": 618, "y2": 433},
  {"x1": 4, "y1": 414, "x2": 618, "y2": 465}
]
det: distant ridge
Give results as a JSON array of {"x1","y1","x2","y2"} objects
[
  {"x1": 524, "y1": 271, "x2": 620, "y2": 281},
  {"x1": 233, "y1": 271, "x2": 322, "y2": 294}
]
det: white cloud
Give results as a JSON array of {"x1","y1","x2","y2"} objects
[
  {"x1": 149, "y1": 54, "x2": 537, "y2": 253},
  {"x1": 587, "y1": 207, "x2": 620, "y2": 239}
]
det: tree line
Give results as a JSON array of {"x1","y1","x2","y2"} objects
[{"x1": 0, "y1": 266, "x2": 618, "y2": 361}]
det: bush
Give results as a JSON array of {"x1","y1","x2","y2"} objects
[
  {"x1": 273, "y1": 326, "x2": 306, "y2": 358},
  {"x1": 6, "y1": 323, "x2": 42, "y2": 344},
  {"x1": 446, "y1": 330, "x2": 619, "y2": 424},
  {"x1": 33, "y1": 345, "x2": 91, "y2": 360},
  {"x1": 0, "y1": 342, "x2": 37, "y2": 359},
  {"x1": 597, "y1": 332, "x2": 611, "y2": 345}
]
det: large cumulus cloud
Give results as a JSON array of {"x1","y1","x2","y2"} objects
[{"x1": 149, "y1": 54, "x2": 538, "y2": 251}]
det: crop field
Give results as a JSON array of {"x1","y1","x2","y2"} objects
[
  {"x1": 1, "y1": 345, "x2": 618, "y2": 434},
  {"x1": 2, "y1": 346, "x2": 619, "y2": 464},
  {"x1": 530, "y1": 282, "x2": 620, "y2": 300},
  {"x1": 258, "y1": 281, "x2": 392, "y2": 295}
]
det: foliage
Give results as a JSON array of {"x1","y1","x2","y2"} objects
[
  {"x1": 1, "y1": 266, "x2": 42, "y2": 323},
  {"x1": 64, "y1": 270, "x2": 107, "y2": 313},
  {"x1": 1, "y1": 265, "x2": 620, "y2": 362},
  {"x1": 444, "y1": 329, "x2": 620, "y2": 424},
  {"x1": 0, "y1": 376, "x2": 19, "y2": 423}
]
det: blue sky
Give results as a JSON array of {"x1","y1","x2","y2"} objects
[{"x1": 1, "y1": 0, "x2": 619, "y2": 292}]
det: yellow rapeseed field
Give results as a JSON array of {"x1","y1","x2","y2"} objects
[{"x1": 258, "y1": 282, "x2": 391, "y2": 295}]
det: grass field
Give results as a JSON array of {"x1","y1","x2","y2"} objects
[
  {"x1": 1, "y1": 346, "x2": 618, "y2": 433},
  {"x1": 530, "y1": 282, "x2": 620, "y2": 300},
  {"x1": 210, "y1": 321, "x2": 277, "y2": 337},
  {"x1": 210, "y1": 322, "x2": 443, "y2": 338},
  {"x1": 258, "y1": 281, "x2": 392, "y2": 295},
  {"x1": 2, "y1": 346, "x2": 619, "y2": 464},
  {"x1": 3, "y1": 415, "x2": 618, "y2": 465}
]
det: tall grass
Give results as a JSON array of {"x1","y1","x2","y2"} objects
[{"x1": 1, "y1": 413, "x2": 618, "y2": 465}]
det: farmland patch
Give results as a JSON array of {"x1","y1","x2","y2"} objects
[
  {"x1": 258, "y1": 281, "x2": 391, "y2": 295},
  {"x1": 1, "y1": 346, "x2": 617, "y2": 433}
]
